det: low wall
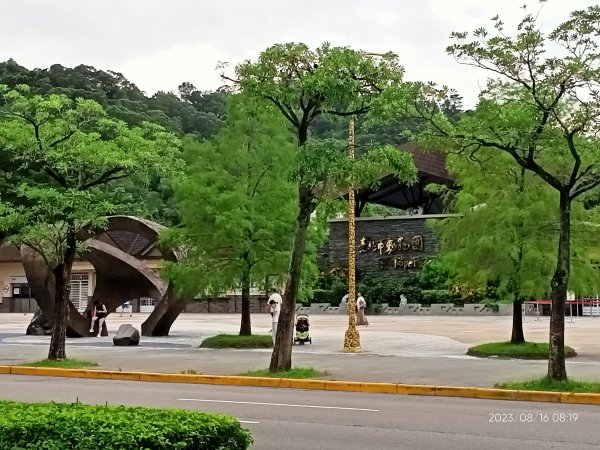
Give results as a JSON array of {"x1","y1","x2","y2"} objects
[
  {"x1": 182, "y1": 299, "x2": 524, "y2": 316},
  {"x1": 184, "y1": 297, "x2": 271, "y2": 314},
  {"x1": 310, "y1": 302, "x2": 516, "y2": 316}
]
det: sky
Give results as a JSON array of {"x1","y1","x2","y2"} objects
[{"x1": 1, "y1": 0, "x2": 596, "y2": 108}]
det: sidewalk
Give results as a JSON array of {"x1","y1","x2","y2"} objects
[{"x1": 1, "y1": 313, "x2": 600, "y2": 387}]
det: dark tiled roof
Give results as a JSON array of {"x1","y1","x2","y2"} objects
[
  {"x1": 354, "y1": 142, "x2": 455, "y2": 214},
  {"x1": 398, "y1": 141, "x2": 453, "y2": 183}
]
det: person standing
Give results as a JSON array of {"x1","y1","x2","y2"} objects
[
  {"x1": 268, "y1": 289, "x2": 282, "y2": 344},
  {"x1": 356, "y1": 292, "x2": 369, "y2": 326},
  {"x1": 89, "y1": 300, "x2": 108, "y2": 335},
  {"x1": 120, "y1": 300, "x2": 132, "y2": 317}
]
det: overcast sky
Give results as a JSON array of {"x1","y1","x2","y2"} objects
[{"x1": 1, "y1": 0, "x2": 596, "y2": 107}]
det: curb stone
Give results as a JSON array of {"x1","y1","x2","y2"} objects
[{"x1": 2, "y1": 365, "x2": 599, "y2": 405}]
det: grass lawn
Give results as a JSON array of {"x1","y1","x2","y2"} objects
[
  {"x1": 467, "y1": 341, "x2": 577, "y2": 359},
  {"x1": 19, "y1": 358, "x2": 98, "y2": 369},
  {"x1": 497, "y1": 376, "x2": 600, "y2": 393},
  {"x1": 200, "y1": 334, "x2": 273, "y2": 349},
  {"x1": 240, "y1": 367, "x2": 327, "y2": 379}
]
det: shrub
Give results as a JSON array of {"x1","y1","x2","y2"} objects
[
  {"x1": 358, "y1": 276, "x2": 423, "y2": 306},
  {"x1": 0, "y1": 400, "x2": 252, "y2": 450},
  {"x1": 420, "y1": 289, "x2": 457, "y2": 305},
  {"x1": 310, "y1": 271, "x2": 349, "y2": 306},
  {"x1": 200, "y1": 334, "x2": 273, "y2": 348}
]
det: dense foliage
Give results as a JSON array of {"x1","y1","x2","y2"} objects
[
  {"x1": 233, "y1": 42, "x2": 418, "y2": 371},
  {"x1": 161, "y1": 96, "x2": 296, "y2": 335},
  {"x1": 0, "y1": 59, "x2": 227, "y2": 138},
  {"x1": 0, "y1": 84, "x2": 180, "y2": 358},
  {"x1": 0, "y1": 400, "x2": 252, "y2": 450},
  {"x1": 311, "y1": 258, "x2": 463, "y2": 307},
  {"x1": 390, "y1": 4, "x2": 600, "y2": 380}
]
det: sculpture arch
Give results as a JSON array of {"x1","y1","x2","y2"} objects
[{"x1": 22, "y1": 216, "x2": 187, "y2": 337}]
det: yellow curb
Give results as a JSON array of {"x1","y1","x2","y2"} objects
[
  {"x1": 110, "y1": 371, "x2": 141, "y2": 381},
  {"x1": 10, "y1": 366, "x2": 39, "y2": 376},
  {"x1": 361, "y1": 382, "x2": 398, "y2": 394},
  {"x1": 195, "y1": 375, "x2": 230, "y2": 385},
  {"x1": 4, "y1": 366, "x2": 600, "y2": 405},
  {"x1": 78, "y1": 369, "x2": 119, "y2": 380},
  {"x1": 30, "y1": 367, "x2": 82, "y2": 378},
  {"x1": 256, "y1": 377, "x2": 293, "y2": 388},
  {"x1": 325, "y1": 381, "x2": 363, "y2": 392},
  {"x1": 435, "y1": 386, "x2": 477, "y2": 397},
  {"x1": 288, "y1": 379, "x2": 327, "y2": 390},
  {"x1": 139, "y1": 373, "x2": 200, "y2": 383},
  {"x1": 560, "y1": 392, "x2": 600, "y2": 405},
  {"x1": 256, "y1": 377, "x2": 284, "y2": 388},
  {"x1": 226, "y1": 376, "x2": 262, "y2": 387},
  {"x1": 516, "y1": 390, "x2": 561, "y2": 403},
  {"x1": 397, "y1": 384, "x2": 436, "y2": 396},
  {"x1": 476, "y1": 388, "x2": 522, "y2": 400}
]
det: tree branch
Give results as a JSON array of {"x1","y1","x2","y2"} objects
[
  {"x1": 265, "y1": 96, "x2": 300, "y2": 128},
  {"x1": 565, "y1": 129, "x2": 582, "y2": 189},
  {"x1": 250, "y1": 165, "x2": 272, "y2": 196},
  {"x1": 325, "y1": 106, "x2": 369, "y2": 116},
  {"x1": 80, "y1": 167, "x2": 126, "y2": 190},
  {"x1": 571, "y1": 176, "x2": 600, "y2": 199}
]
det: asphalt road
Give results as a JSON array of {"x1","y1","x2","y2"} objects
[{"x1": 0, "y1": 375, "x2": 598, "y2": 449}]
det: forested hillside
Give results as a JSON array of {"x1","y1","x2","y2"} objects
[{"x1": 0, "y1": 59, "x2": 226, "y2": 139}]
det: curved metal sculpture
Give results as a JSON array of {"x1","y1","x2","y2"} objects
[{"x1": 22, "y1": 216, "x2": 187, "y2": 337}]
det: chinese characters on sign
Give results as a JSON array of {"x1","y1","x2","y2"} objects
[{"x1": 359, "y1": 235, "x2": 424, "y2": 271}]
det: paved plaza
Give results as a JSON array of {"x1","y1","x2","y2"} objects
[{"x1": 1, "y1": 312, "x2": 600, "y2": 387}]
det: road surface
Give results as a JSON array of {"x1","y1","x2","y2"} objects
[{"x1": 0, "y1": 375, "x2": 598, "y2": 449}]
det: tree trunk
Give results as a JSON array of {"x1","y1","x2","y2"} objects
[
  {"x1": 239, "y1": 260, "x2": 252, "y2": 336},
  {"x1": 141, "y1": 286, "x2": 184, "y2": 336},
  {"x1": 269, "y1": 185, "x2": 314, "y2": 372},
  {"x1": 511, "y1": 299, "x2": 525, "y2": 344},
  {"x1": 152, "y1": 303, "x2": 186, "y2": 336},
  {"x1": 48, "y1": 231, "x2": 77, "y2": 360},
  {"x1": 548, "y1": 191, "x2": 570, "y2": 381},
  {"x1": 510, "y1": 167, "x2": 526, "y2": 345}
]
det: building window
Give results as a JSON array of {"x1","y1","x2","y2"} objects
[{"x1": 70, "y1": 274, "x2": 89, "y2": 312}]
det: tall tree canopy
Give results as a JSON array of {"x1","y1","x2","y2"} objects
[
  {"x1": 433, "y1": 151, "x2": 599, "y2": 343},
  {"x1": 162, "y1": 95, "x2": 297, "y2": 336},
  {"x1": 0, "y1": 84, "x2": 181, "y2": 359},
  {"x1": 394, "y1": 5, "x2": 600, "y2": 379},
  {"x1": 231, "y1": 42, "x2": 418, "y2": 371}
]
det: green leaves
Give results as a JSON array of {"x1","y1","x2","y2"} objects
[
  {"x1": 0, "y1": 85, "x2": 182, "y2": 266},
  {"x1": 234, "y1": 43, "x2": 406, "y2": 134},
  {"x1": 162, "y1": 95, "x2": 297, "y2": 297},
  {"x1": 0, "y1": 400, "x2": 252, "y2": 450}
]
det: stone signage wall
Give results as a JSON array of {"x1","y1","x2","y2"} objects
[{"x1": 324, "y1": 215, "x2": 453, "y2": 277}]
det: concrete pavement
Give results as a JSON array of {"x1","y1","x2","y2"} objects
[{"x1": 2, "y1": 312, "x2": 600, "y2": 388}]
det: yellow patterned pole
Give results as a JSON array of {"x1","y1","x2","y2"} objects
[{"x1": 343, "y1": 117, "x2": 361, "y2": 352}]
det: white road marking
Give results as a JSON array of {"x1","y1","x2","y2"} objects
[
  {"x1": 179, "y1": 398, "x2": 379, "y2": 412},
  {"x1": 239, "y1": 420, "x2": 260, "y2": 424}
]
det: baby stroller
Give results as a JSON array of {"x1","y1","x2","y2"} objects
[{"x1": 294, "y1": 314, "x2": 312, "y2": 345}]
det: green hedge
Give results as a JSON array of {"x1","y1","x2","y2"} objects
[
  {"x1": 0, "y1": 400, "x2": 252, "y2": 450},
  {"x1": 420, "y1": 289, "x2": 457, "y2": 305}
]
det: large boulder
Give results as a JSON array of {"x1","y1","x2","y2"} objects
[{"x1": 112, "y1": 324, "x2": 140, "y2": 346}]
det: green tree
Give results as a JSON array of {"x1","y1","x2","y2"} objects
[
  {"x1": 396, "y1": 5, "x2": 600, "y2": 379},
  {"x1": 162, "y1": 96, "x2": 296, "y2": 336},
  {"x1": 433, "y1": 152, "x2": 598, "y2": 343},
  {"x1": 231, "y1": 43, "x2": 417, "y2": 371},
  {"x1": 0, "y1": 85, "x2": 180, "y2": 360}
]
